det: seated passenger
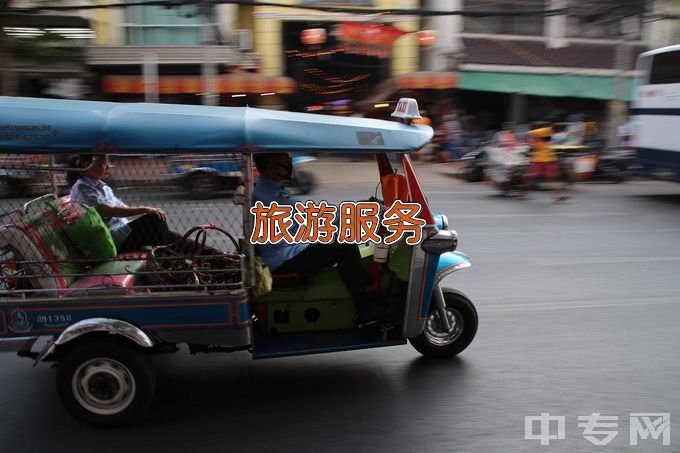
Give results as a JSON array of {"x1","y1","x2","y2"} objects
[
  {"x1": 68, "y1": 153, "x2": 218, "y2": 255},
  {"x1": 253, "y1": 153, "x2": 391, "y2": 326}
]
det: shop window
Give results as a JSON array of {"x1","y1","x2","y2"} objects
[
  {"x1": 463, "y1": 0, "x2": 544, "y2": 36},
  {"x1": 123, "y1": 0, "x2": 216, "y2": 45},
  {"x1": 649, "y1": 51, "x2": 680, "y2": 85}
]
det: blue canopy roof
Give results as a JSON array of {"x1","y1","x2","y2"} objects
[{"x1": 0, "y1": 97, "x2": 432, "y2": 154}]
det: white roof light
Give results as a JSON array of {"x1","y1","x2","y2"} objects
[{"x1": 391, "y1": 98, "x2": 422, "y2": 120}]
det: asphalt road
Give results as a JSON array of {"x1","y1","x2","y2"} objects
[{"x1": 0, "y1": 161, "x2": 678, "y2": 453}]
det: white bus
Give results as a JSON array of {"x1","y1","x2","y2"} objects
[{"x1": 632, "y1": 44, "x2": 680, "y2": 182}]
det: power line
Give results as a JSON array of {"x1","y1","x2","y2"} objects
[
  {"x1": 4, "y1": 0, "x2": 679, "y2": 20},
  {"x1": 1, "y1": 0, "x2": 566, "y2": 16}
]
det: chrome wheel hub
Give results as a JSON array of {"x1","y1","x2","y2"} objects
[
  {"x1": 425, "y1": 308, "x2": 463, "y2": 346},
  {"x1": 72, "y1": 358, "x2": 135, "y2": 415}
]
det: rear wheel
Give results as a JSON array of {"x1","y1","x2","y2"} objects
[
  {"x1": 185, "y1": 172, "x2": 218, "y2": 198},
  {"x1": 466, "y1": 164, "x2": 484, "y2": 182},
  {"x1": 0, "y1": 177, "x2": 14, "y2": 198},
  {"x1": 409, "y1": 289, "x2": 478, "y2": 358},
  {"x1": 56, "y1": 340, "x2": 156, "y2": 426}
]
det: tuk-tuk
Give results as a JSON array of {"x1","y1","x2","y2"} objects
[{"x1": 0, "y1": 96, "x2": 477, "y2": 426}]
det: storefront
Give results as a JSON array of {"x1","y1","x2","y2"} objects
[
  {"x1": 2, "y1": 13, "x2": 93, "y2": 97},
  {"x1": 358, "y1": 71, "x2": 458, "y2": 119},
  {"x1": 100, "y1": 72, "x2": 296, "y2": 107},
  {"x1": 457, "y1": 70, "x2": 637, "y2": 129}
]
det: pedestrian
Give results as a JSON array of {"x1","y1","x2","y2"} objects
[{"x1": 520, "y1": 126, "x2": 569, "y2": 202}]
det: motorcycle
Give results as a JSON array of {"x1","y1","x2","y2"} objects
[{"x1": 483, "y1": 136, "x2": 531, "y2": 196}]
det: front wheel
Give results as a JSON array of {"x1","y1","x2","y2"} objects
[
  {"x1": 56, "y1": 340, "x2": 156, "y2": 426},
  {"x1": 293, "y1": 170, "x2": 315, "y2": 195},
  {"x1": 409, "y1": 289, "x2": 478, "y2": 358}
]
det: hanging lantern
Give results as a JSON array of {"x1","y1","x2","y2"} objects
[
  {"x1": 301, "y1": 28, "x2": 327, "y2": 46},
  {"x1": 417, "y1": 30, "x2": 438, "y2": 46}
]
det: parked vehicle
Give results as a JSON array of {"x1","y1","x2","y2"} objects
[
  {"x1": 170, "y1": 154, "x2": 317, "y2": 197},
  {"x1": 0, "y1": 96, "x2": 477, "y2": 426},
  {"x1": 0, "y1": 154, "x2": 67, "y2": 198},
  {"x1": 590, "y1": 148, "x2": 634, "y2": 182},
  {"x1": 632, "y1": 44, "x2": 680, "y2": 182}
]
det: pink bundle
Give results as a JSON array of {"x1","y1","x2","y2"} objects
[{"x1": 57, "y1": 201, "x2": 85, "y2": 225}]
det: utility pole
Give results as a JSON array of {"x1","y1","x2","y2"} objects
[
  {"x1": 0, "y1": 0, "x2": 19, "y2": 95},
  {"x1": 606, "y1": 15, "x2": 637, "y2": 150},
  {"x1": 201, "y1": 1, "x2": 218, "y2": 106}
]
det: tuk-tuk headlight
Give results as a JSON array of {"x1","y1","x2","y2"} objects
[{"x1": 421, "y1": 229, "x2": 458, "y2": 255}]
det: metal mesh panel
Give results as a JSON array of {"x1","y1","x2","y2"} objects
[{"x1": 0, "y1": 152, "x2": 245, "y2": 300}]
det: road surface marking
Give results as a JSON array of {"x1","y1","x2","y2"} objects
[
  {"x1": 463, "y1": 228, "x2": 680, "y2": 237},
  {"x1": 534, "y1": 256, "x2": 680, "y2": 265},
  {"x1": 478, "y1": 296, "x2": 679, "y2": 313}
]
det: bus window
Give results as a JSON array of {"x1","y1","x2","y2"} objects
[{"x1": 649, "y1": 50, "x2": 680, "y2": 84}]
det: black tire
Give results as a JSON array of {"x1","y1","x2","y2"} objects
[
  {"x1": 409, "y1": 289, "x2": 478, "y2": 358},
  {"x1": 184, "y1": 172, "x2": 218, "y2": 198},
  {"x1": 293, "y1": 170, "x2": 315, "y2": 194},
  {"x1": 56, "y1": 340, "x2": 156, "y2": 427},
  {"x1": 466, "y1": 165, "x2": 484, "y2": 183},
  {"x1": 0, "y1": 177, "x2": 14, "y2": 198}
]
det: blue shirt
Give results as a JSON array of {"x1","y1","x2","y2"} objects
[
  {"x1": 69, "y1": 176, "x2": 132, "y2": 246},
  {"x1": 253, "y1": 176, "x2": 310, "y2": 271}
]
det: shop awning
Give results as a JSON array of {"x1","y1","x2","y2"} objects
[
  {"x1": 102, "y1": 74, "x2": 297, "y2": 95},
  {"x1": 358, "y1": 71, "x2": 458, "y2": 109},
  {"x1": 458, "y1": 71, "x2": 636, "y2": 101},
  {"x1": 394, "y1": 71, "x2": 458, "y2": 90}
]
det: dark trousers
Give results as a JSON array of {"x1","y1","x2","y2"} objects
[
  {"x1": 275, "y1": 242, "x2": 368, "y2": 297},
  {"x1": 118, "y1": 214, "x2": 219, "y2": 255}
]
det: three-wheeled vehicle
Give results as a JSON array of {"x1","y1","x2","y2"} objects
[{"x1": 0, "y1": 96, "x2": 477, "y2": 426}]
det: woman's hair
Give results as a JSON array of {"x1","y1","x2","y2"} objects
[{"x1": 66, "y1": 153, "x2": 98, "y2": 187}]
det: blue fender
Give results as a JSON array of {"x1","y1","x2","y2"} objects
[{"x1": 434, "y1": 251, "x2": 472, "y2": 287}]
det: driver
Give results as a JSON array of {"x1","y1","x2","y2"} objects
[{"x1": 253, "y1": 153, "x2": 390, "y2": 326}]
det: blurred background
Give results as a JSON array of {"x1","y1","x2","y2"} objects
[{"x1": 0, "y1": 0, "x2": 677, "y2": 148}]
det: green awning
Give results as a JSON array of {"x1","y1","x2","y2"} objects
[{"x1": 459, "y1": 71, "x2": 636, "y2": 101}]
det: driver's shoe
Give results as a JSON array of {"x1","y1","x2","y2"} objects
[{"x1": 356, "y1": 301, "x2": 397, "y2": 328}]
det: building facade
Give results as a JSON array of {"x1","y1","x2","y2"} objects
[
  {"x1": 86, "y1": 2, "x2": 290, "y2": 106},
  {"x1": 239, "y1": 0, "x2": 422, "y2": 112},
  {"x1": 421, "y1": 0, "x2": 679, "y2": 135},
  {"x1": 1, "y1": 0, "x2": 96, "y2": 97}
]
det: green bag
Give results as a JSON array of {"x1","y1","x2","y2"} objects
[
  {"x1": 251, "y1": 255, "x2": 272, "y2": 298},
  {"x1": 57, "y1": 202, "x2": 117, "y2": 260}
]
